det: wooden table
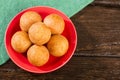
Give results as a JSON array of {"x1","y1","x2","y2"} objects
[{"x1": 1, "y1": 0, "x2": 120, "y2": 80}]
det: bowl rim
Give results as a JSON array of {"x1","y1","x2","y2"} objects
[{"x1": 4, "y1": 6, "x2": 77, "y2": 73}]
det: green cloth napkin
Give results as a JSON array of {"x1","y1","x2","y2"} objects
[{"x1": 0, "y1": 0, "x2": 93, "y2": 65}]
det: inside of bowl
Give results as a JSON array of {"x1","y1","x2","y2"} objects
[{"x1": 5, "y1": 6, "x2": 77, "y2": 73}]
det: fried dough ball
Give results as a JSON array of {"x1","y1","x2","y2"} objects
[
  {"x1": 11, "y1": 31, "x2": 32, "y2": 53},
  {"x1": 28, "y1": 22, "x2": 51, "y2": 45},
  {"x1": 20, "y1": 11, "x2": 42, "y2": 32},
  {"x1": 43, "y1": 14, "x2": 65, "y2": 34},
  {"x1": 47, "y1": 35, "x2": 69, "y2": 57},
  {"x1": 27, "y1": 45, "x2": 49, "y2": 66}
]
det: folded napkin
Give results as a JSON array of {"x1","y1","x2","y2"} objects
[{"x1": 0, "y1": 0, "x2": 93, "y2": 65}]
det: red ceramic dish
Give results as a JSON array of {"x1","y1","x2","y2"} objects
[{"x1": 5, "y1": 6, "x2": 77, "y2": 73}]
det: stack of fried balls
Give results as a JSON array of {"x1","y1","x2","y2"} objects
[{"x1": 11, "y1": 11, "x2": 69, "y2": 66}]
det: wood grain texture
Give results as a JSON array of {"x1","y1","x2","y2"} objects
[
  {"x1": 94, "y1": 0, "x2": 120, "y2": 7},
  {"x1": 73, "y1": 0, "x2": 120, "y2": 56},
  {"x1": 0, "y1": 58, "x2": 80, "y2": 80},
  {"x1": 1, "y1": 0, "x2": 120, "y2": 80},
  {"x1": 1, "y1": 57, "x2": 120, "y2": 80},
  {"x1": 77, "y1": 57, "x2": 120, "y2": 80}
]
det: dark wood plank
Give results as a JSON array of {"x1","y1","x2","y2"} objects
[
  {"x1": 78, "y1": 57, "x2": 120, "y2": 80},
  {"x1": 94, "y1": 0, "x2": 120, "y2": 7},
  {"x1": 1, "y1": 57, "x2": 120, "y2": 80},
  {"x1": 0, "y1": 57, "x2": 80, "y2": 80},
  {"x1": 72, "y1": 3, "x2": 120, "y2": 56}
]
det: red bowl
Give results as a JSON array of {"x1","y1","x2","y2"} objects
[{"x1": 5, "y1": 6, "x2": 77, "y2": 73}]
